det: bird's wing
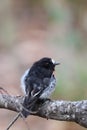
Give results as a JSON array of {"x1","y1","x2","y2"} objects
[
  {"x1": 43, "y1": 74, "x2": 56, "y2": 88},
  {"x1": 23, "y1": 76, "x2": 44, "y2": 106},
  {"x1": 22, "y1": 77, "x2": 44, "y2": 118}
]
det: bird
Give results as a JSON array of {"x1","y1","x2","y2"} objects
[{"x1": 21, "y1": 57, "x2": 60, "y2": 117}]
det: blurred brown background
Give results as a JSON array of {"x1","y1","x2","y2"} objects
[{"x1": 0, "y1": 0, "x2": 87, "y2": 130}]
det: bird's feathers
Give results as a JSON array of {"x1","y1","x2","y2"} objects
[
  {"x1": 21, "y1": 57, "x2": 58, "y2": 117},
  {"x1": 21, "y1": 69, "x2": 30, "y2": 94}
]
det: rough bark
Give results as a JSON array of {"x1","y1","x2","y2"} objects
[{"x1": 0, "y1": 94, "x2": 87, "y2": 128}]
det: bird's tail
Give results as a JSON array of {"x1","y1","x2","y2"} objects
[
  {"x1": 22, "y1": 97, "x2": 31, "y2": 118},
  {"x1": 22, "y1": 86, "x2": 44, "y2": 118},
  {"x1": 22, "y1": 95, "x2": 36, "y2": 118},
  {"x1": 22, "y1": 108, "x2": 30, "y2": 118}
]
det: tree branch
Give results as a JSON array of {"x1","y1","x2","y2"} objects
[{"x1": 0, "y1": 94, "x2": 87, "y2": 128}]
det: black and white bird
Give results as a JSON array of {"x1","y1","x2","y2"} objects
[{"x1": 21, "y1": 57, "x2": 59, "y2": 117}]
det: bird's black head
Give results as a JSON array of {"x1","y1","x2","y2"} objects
[
  {"x1": 32, "y1": 57, "x2": 60, "y2": 78},
  {"x1": 36, "y1": 57, "x2": 59, "y2": 70}
]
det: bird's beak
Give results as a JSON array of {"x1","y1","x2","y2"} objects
[
  {"x1": 54, "y1": 62, "x2": 60, "y2": 66},
  {"x1": 51, "y1": 59, "x2": 60, "y2": 66}
]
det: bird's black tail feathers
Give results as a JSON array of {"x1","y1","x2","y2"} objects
[
  {"x1": 22, "y1": 94, "x2": 41, "y2": 118},
  {"x1": 22, "y1": 96, "x2": 32, "y2": 118}
]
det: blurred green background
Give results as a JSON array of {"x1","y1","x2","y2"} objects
[{"x1": 0, "y1": 0, "x2": 87, "y2": 130}]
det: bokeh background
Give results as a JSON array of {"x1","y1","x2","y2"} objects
[{"x1": 0, "y1": 0, "x2": 87, "y2": 130}]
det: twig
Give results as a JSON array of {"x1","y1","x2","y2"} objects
[
  {"x1": 5, "y1": 103, "x2": 34, "y2": 130},
  {"x1": 0, "y1": 87, "x2": 10, "y2": 95},
  {"x1": 6, "y1": 113, "x2": 21, "y2": 130},
  {"x1": 6, "y1": 112, "x2": 30, "y2": 130}
]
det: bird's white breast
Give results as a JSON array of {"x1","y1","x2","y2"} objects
[{"x1": 20, "y1": 69, "x2": 30, "y2": 95}]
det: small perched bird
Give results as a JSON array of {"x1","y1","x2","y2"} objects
[{"x1": 21, "y1": 57, "x2": 60, "y2": 117}]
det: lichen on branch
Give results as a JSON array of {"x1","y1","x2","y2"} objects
[{"x1": 0, "y1": 94, "x2": 87, "y2": 128}]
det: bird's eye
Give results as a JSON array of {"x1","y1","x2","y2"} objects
[
  {"x1": 43, "y1": 62, "x2": 50, "y2": 68},
  {"x1": 46, "y1": 62, "x2": 49, "y2": 65},
  {"x1": 45, "y1": 62, "x2": 49, "y2": 66}
]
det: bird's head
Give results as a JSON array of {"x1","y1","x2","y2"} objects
[{"x1": 34, "y1": 57, "x2": 60, "y2": 76}]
